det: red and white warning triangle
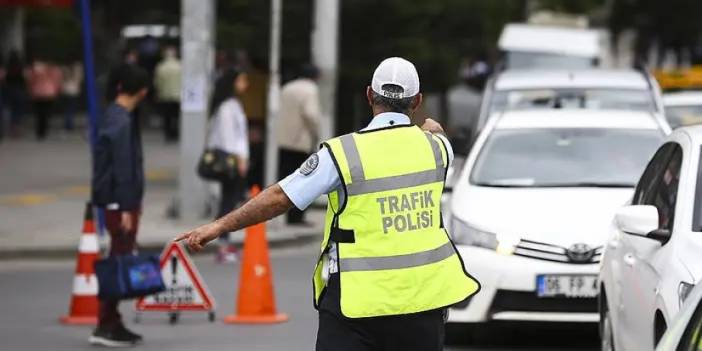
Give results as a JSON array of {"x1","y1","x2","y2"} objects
[{"x1": 136, "y1": 242, "x2": 215, "y2": 312}]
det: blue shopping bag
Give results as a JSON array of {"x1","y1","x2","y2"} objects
[{"x1": 95, "y1": 255, "x2": 165, "y2": 300}]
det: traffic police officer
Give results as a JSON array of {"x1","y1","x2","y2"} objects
[{"x1": 176, "y1": 57, "x2": 480, "y2": 351}]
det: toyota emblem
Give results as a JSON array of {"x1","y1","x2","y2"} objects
[{"x1": 566, "y1": 243, "x2": 595, "y2": 263}]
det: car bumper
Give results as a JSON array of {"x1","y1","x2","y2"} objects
[{"x1": 449, "y1": 245, "x2": 599, "y2": 324}]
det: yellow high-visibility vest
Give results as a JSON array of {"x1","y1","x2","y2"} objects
[{"x1": 312, "y1": 124, "x2": 480, "y2": 318}]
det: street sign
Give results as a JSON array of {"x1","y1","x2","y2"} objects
[{"x1": 135, "y1": 242, "x2": 215, "y2": 323}]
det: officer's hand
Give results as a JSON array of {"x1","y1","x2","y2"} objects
[
  {"x1": 421, "y1": 118, "x2": 445, "y2": 134},
  {"x1": 174, "y1": 222, "x2": 222, "y2": 252}
]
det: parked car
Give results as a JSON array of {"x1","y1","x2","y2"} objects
[
  {"x1": 476, "y1": 69, "x2": 669, "y2": 135},
  {"x1": 663, "y1": 91, "x2": 702, "y2": 129},
  {"x1": 599, "y1": 125, "x2": 702, "y2": 351},
  {"x1": 446, "y1": 109, "x2": 666, "y2": 337},
  {"x1": 656, "y1": 283, "x2": 702, "y2": 351}
]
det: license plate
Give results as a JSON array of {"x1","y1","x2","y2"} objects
[{"x1": 536, "y1": 274, "x2": 598, "y2": 298}]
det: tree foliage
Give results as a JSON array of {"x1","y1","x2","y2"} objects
[{"x1": 609, "y1": 0, "x2": 702, "y2": 65}]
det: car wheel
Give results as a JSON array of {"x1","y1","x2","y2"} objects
[{"x1": 601, "y1": 308, "x2": 615, "y2": 351}]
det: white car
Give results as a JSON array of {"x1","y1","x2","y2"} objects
[
  {"x1": 447, "y1": 109, "x2": 665, "y2": 333},
  {"x1": 656, "y1": 283, "x2": 702, "y2": 351},
  {"x1": 498, "y1": 23, "x2": 601, "y2": 70},
  {"x1": 663, "y1": 91, "x2": 702, "y2": 129},
  {"x1": 476, "y1": 69, "x2": 668, "y2": 134},
  {"x1": 599, "y1": 126, "x2": 702, "y2": 351}
]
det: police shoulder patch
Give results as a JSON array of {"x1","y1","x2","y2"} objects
[{"x1": 299, "y1": 154, "x2": 319, "y2": 176}]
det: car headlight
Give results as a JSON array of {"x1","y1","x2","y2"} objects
[
  {"x1": 679, "y1": 282, "x2": 695, "y2": 307},
  {"x1": 450, "y1": 218, "x2": 517, "y2": 255}
]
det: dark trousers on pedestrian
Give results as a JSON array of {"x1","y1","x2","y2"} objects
[
  {"x1": 98, "y1": 209, "x2": 140, "y2": 328},
  {"x1": 160, "y1": 101, "x2": 180, "y2": 141},
  {"x1": 62, "y1": 95, "x2": 79, "y2": 131},
  {"x1": 33, "y1": 99, "x2": 53, "y2": 140},
  {"x1": 217, "y1": 177, "x2": 246, "y2": 242},
  {"x1": 6, "y1": 87, "x2": 25, "y2": 132},
  {"x1": 315, "y1": 273, "x2": 446, "y2": 351},
  {"x1": 278, "y1": 148, "x2": 309, "y2": 224}
]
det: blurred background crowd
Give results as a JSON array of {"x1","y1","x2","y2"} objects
[{"x1": 1, "y1": 0, "x2": 702, "y2": 145}]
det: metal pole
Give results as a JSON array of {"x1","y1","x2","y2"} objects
[
  {"x1": 179, "y1": 0, "x2": 215, "y2": 219},
  {"x1": 311, "y1": 0, "x2": 339, "y2": 140},
  {"x1": 264, "y1": 0, "x2": 283, "y2": 187},
  {"x1": 79, "y1": 0, "x2": 105, "y2": 235},
  {"x1": 3, "y1": 7, "x2": 24, "y2": 58}
]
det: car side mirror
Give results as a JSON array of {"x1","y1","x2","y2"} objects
[
  {"x1": 615, "y1": 205, "x2": 659, "y2": 236},
  {"x1": 615, "y1": 205, "x2": 671, "y2": 244},
  {"x1": 646, "y1": 228, "x2": 671, "y2": 244}
]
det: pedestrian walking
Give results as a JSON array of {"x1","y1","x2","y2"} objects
[
  {"x1": 276, "y1": 63, "x2": 322, "y2": 224},
  {"x1": 26, "y1": 57, "x2": 62, "y2": 140},
  {"x1": 90, "y1": 65, "x2": 149, "y2": 347},
  {"x1": 206, "y1": 68, "x2": 250, "y2": 263},
  {"x1": 105, "y1": 48, "x2": 139, "y2": 102},
  {"x1": 176, "y1": 57, "x2": 480, "y2": 351},
  {"x1": 4, "y1": 50, "x2": 26, "y2": 137},
  {"x1": 60, "y1": 60, "x2": 83, "y2": 131},
  {"x1": 154, "y1": 46, "x2": 181, "y2": 142}
]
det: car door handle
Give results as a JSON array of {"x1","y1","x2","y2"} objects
[{"x1": 623, "y1": 253, "x2": 636, "y2": 267}]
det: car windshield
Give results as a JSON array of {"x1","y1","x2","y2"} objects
[
  {"x1": 665, "y1": 105, "x2": 702, "y2": 129},
  {"x1": 491, "y1": 88, "x2": 655, "y2": 113},
  {"x1": 471, "y1": 128, "x2": 663, "y2": 187},
  {"x1": 506, "y1": 52, "x2": 595, "y2": 70}
]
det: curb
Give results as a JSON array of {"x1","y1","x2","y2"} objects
[{"x1": 0, "y1": 231, "x2": 320, "y2": 260}]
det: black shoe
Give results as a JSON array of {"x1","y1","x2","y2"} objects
[
  {"x1": 115, "y1": 324, "x2": 143, "y2": 344},
  {"x1": 89, "y1": 325, "x2": 140, "y2": 347}
]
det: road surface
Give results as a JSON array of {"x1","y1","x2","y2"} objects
[{"x1": 1, "y1": 241, "x2": 599, "y2": 350}]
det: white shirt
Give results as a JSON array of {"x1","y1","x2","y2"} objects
[
  {"x1": 207, "y1": 98, "x2": 249, "y2": 158},
  {"x1": 154, "y1": 57, "x2": 182, "y2": 102},
  {"x1": 278, "y1": 112, "x2": 453, "y2": 278},
  {"x1": 276, "y1": 78, "x2": 322, "y2": 153}
]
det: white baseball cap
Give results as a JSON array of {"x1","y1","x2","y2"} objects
[{"x1": 371, "y1": 57, "x2": 420, "y2": 99}]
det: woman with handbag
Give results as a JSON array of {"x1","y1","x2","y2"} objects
[{"x1": 204, "y1": 68, "x2": 250, "y2": 263}]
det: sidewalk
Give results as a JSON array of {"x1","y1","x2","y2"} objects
[{"x1": 0, "y1": 130, "x2": 324, "y2": 258}]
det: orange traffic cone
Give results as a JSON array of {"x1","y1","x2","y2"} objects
[
  {"x1": 60, "y1": 203, "x2": 100, "y2": 325},
  {"x1": 224, "y1": 185, "x2": 288, "y2": 324}
]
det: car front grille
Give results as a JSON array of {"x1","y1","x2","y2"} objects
[
  {"x1": 513, "y1": 239, "x2": 603, "y2": 264},
  {"x1": 490, "y1": 290, "x2": 598, "y2": 314}
]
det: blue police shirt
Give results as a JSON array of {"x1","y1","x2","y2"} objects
[{"x1": 278, "y1": 112, "x2": 454, "y2": 275}]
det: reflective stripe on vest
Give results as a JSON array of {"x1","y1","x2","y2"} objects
[
  {"x1": 425, "y1": 132, "x2": 444, "y2": 168},
  {"x1": 339, "y1": 241, "x2": 455, "y2": 272},
  {"x1": 340, "y1": 134, "x2": 365, "y2": 182},
  {"x1": 347, "y1": 168, "x2": 445, "y2": 196},
  {"x1": 341, "y1": 132, "x2": 446, "y2": 196}
]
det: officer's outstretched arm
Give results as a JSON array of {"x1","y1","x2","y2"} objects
[{"x1": 175, "y1": 184, "x2": 294, "y2": 251}]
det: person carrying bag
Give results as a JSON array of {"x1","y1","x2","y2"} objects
[
  {"x1": 95, "y1": 254, "x2": 165, "y2": 301},
  {"x1": 197, "y1": 68, "x2": 250, "y2": 263}
]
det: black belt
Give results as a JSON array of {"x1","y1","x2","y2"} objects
[{"x1": 330, "y1": 227, "x2": 355, "y2": 243}]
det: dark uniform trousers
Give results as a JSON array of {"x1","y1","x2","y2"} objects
[{"x1": 316, "y1": 273, "x2": 446, "y2": 351}]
